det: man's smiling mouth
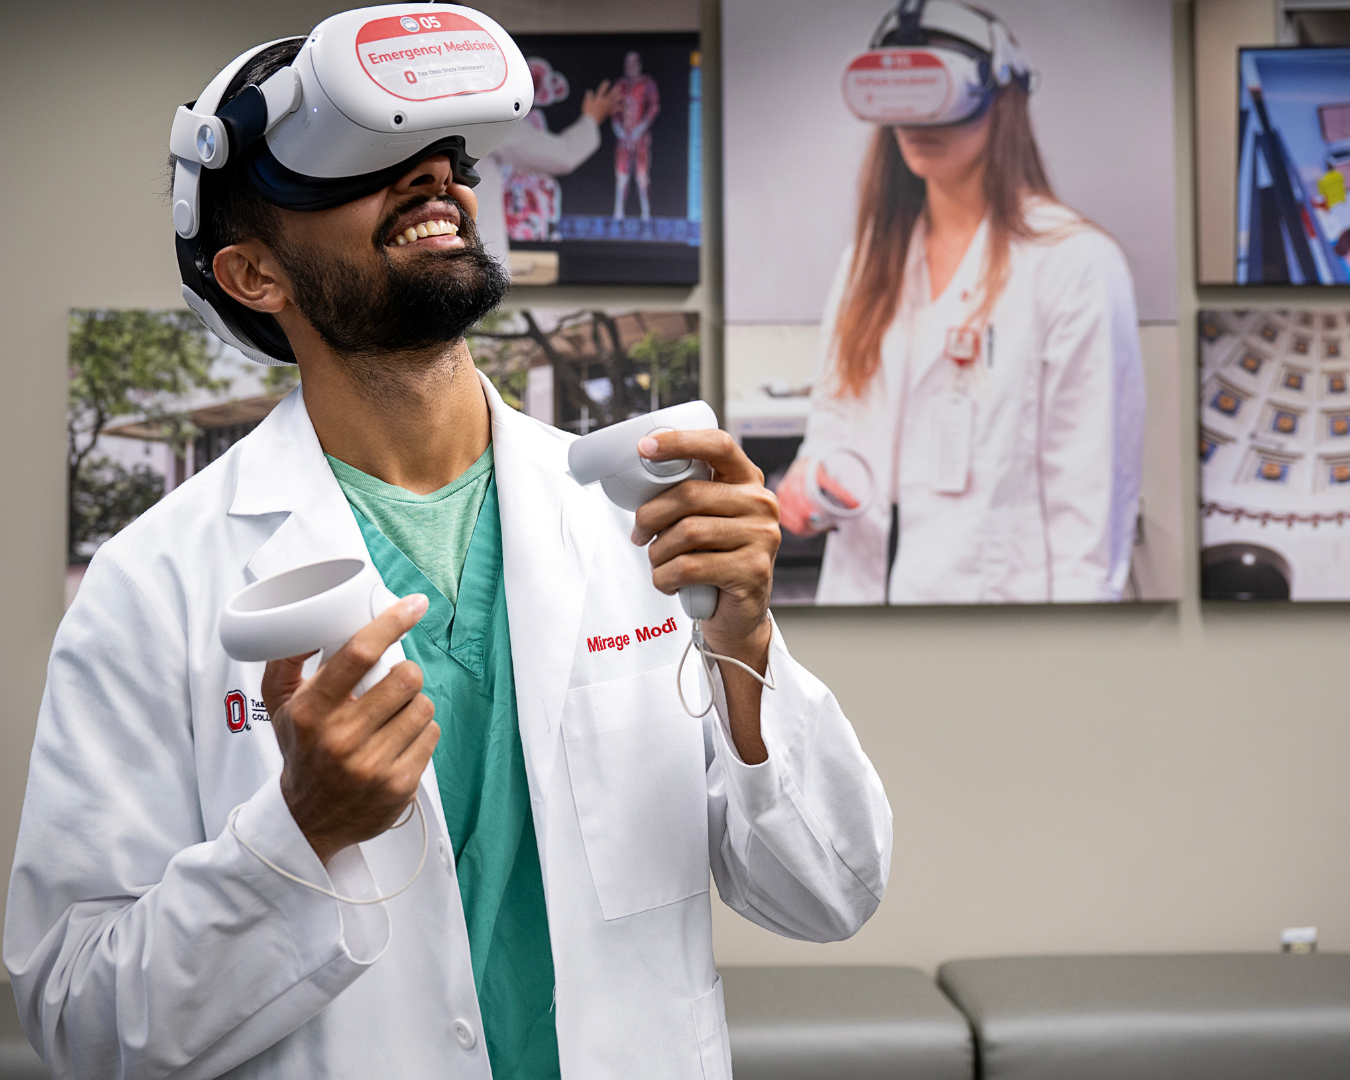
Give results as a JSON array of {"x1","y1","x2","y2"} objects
[
  {"x1": 393, "y1": 219, "x2": 459, "y2": 245},
  {"x1": 391, "y1": 218, "x2": 459, "y2": 245},
  {"x1": 383, "y1": 202, "x2": 464, "y2": 249}
]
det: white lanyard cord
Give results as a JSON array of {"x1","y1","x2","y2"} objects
[
  {"x1": 677, "y1": 619, "x2": 776, "y2": 719},
  {"x1": 226, "y1": 794, "x2": 429, "y2": 905}
]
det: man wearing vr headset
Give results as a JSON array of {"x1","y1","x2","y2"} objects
[{"x1": 4, "y1": 6, "x2": 891, "y2": 1080}]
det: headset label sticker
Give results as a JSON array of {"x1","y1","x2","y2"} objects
[
  {"x1": 842, "y1": 50, "x2": 951, "y2": 124},
  {"x1": 356, "y1": 12, "x2": 508, "y2": 101}
]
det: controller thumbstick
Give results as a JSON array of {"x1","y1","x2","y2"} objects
[{"x1": 639, "y1": 427, "x2": 691, "y2": 477}]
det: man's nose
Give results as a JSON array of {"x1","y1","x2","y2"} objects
[{"x1": 392, "y1": 153, "x2": 453, "y2": 196}]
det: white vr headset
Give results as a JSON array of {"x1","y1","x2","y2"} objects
[
  {"x1": 170, "y1": 4, "x2": 533, "y2": 366},
  {"x1": 842, "y1": 0, "x2": 1033, "y2": 127}
]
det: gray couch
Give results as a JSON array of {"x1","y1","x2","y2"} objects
[
  {"x1": 938, "y1": 954, "x2": 1350, "y2": 1080},
  {"x1": 720, "y1": 965, "x2": 974, "y2": 1080}
]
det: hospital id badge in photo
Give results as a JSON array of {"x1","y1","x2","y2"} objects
[{"x1": 931, "y1": 326, "x2": 977, "y2": 494}]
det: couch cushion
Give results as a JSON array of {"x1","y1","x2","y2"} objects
[
  {"x1": 720, "y1": 966, "x2": 974, "y2": 1080},
  {"x1": 938, "y1": 954, "x2": 1350, "y2": 1080}
]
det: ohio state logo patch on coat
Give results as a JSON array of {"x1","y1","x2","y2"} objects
[
  {"x1": 224, "y1": 690, "x2": 249, "y2": 733},
  {"x1": 224, "y1": 691, "x2": 270, "y2": 733}
]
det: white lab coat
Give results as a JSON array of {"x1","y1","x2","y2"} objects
[
  {"x1": 804, "y1": 201, "x2": 1145, "y2": 604},
  {"x1": 4, "y1": 374, "x2": 891, "y2": 1080},
  {"x1": 475, "y1": 115, "x2": 600, "y2": 263}
]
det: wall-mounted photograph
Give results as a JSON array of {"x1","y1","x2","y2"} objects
[
  {"x1": 65, "y1": 309, "x2": 297, "y2": 606},
  {"x1": 1194, "y1": 0, "x2": 1350, "y2": 285},
  {"x1": 468, "y1": 307, "x2": 700, "y2": 432},
  {"x1": 722, "y1": 0, "x2": 1183, "y2": 605},
  {"x1": 1236, "y1": 47, "x2": 1350, "y2": 285},
  {"x1": 66, "y1": 307, "x2": 699, "y2": 604},
  {"x1": 1200, "y1": 308, "x2": 1350, "y2": 600},
  {"x1": 475, "y1": 32, "x2": 701, "y2": 286}
]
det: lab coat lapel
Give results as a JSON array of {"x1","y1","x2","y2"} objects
[
  {"x1": 909, "y1": 217, "x2": 991, "y2": 391},
  {"x1": 226, "y1": 386, "x2": 450, "y2": 842},
  {"x1": 228, "y1": 387, "x2": 370, "y2": 583},
  {"x1": 481, "y1": 372, "x2": 597, "y2": 817}
]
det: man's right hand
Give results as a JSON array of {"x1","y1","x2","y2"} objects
[{"x1": 262, "y1": 593, "x2": 438, "y2": 865}]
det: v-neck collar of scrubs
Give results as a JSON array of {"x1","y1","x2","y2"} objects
[{"x1": 350, "y1": 476, "x2": 501, "y2": 677}]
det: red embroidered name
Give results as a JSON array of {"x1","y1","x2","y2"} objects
[{"x1": 587, "y1": 616, "x2": 678, "y2": 653}]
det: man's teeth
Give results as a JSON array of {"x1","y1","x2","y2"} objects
[{"x1": 393, "y1": 220, "x2": 459, "y2": 245}]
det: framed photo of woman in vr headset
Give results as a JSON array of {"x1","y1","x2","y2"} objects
[{"x1": 721, "y1": 0, "x2": 1184, "y2": 605}]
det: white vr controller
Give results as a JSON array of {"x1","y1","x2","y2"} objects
[
  {"x1": 568, "y1": 400, "x2": 721, "y2": 620},
  {"x1": 219, "y1": 557, "x2": 404, "y2": 696}
]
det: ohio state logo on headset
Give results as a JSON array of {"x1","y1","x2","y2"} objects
[{"x1": 224, "y1": 690, "x2": 250, "y2": 733}]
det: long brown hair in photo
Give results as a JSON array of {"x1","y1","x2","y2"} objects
[{"x1": 830, "y1": 86, "x2": 1064, "y2": 399}]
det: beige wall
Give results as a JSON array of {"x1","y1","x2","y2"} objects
[
  {"x1": 1, "y1": 0, "x2": 1347, "y2": 988},
  {"x1": 1194, "y1": 0, "x2": 1279, "y2": 283}
]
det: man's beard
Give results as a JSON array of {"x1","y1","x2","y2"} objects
[{"x1": 273, "y1": 197, "x2": 509, "y2": 372}]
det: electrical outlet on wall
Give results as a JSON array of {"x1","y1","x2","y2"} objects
[{"x1": 1281, "y1": 926, "x2": 1318, "y2": 954}]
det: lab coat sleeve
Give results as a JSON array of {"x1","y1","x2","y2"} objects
[
  {"x1": 3, "y1": 548, "x2": 391, "y2": 1080},
  {"x1": 492, "y1": 115, "x2": 601, "y2": 176},
  {"x1": 1038, "y1": 231, "x2": 1146, "y2": 601},
  {"x1": 703, "y1": 616, "x2": 892, "y2": 941}
]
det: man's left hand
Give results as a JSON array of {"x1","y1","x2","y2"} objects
[{"x1": 631, "y1": 429, "x2": 780, "y2": 760}]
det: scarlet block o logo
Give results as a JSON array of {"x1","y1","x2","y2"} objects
[{"x1": 225, "y1": 690, "x2": 249, "y2": 733}]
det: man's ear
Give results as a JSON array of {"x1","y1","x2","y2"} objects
[{"x1": 212, "y1": 241, "x2": 290, "y2": 314}]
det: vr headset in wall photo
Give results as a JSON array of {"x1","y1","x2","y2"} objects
[{"x1": 840, "y1": 0, "x2": 1033, "y2": 127}]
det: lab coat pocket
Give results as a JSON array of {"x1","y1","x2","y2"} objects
[
  {"x1": 563, "y1": 663, "x2": 710, "y2": 920},
  {"x1": 692, "y1": 976, "x2": 732, "y2": 1080}
]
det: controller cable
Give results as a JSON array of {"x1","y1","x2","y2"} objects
[
  {"x1": 227, "y1": 794, "x2": 428, "y2": 904},
  {"x1": 677, "y1": 619, "x2": 777, "y2": 719}
]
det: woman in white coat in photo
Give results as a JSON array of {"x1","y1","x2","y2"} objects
[{"x1": 778, "y1": 0, "x2": 1145, "y2": 604}]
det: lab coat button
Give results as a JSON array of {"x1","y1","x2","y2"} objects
[
  {"x1": 438, "y1": 838, "x2": 451, "y2": 871},
  {"x1": 452, "y1": 1018, "x2": 476, "y2": 1050}
]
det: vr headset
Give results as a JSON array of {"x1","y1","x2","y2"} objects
[
  {"x1": 842, "y1": 0, "x2": 1032, "y2": 128},
  {"x1": 169, "y1": 4, "x2": 533, "y2": 365}
]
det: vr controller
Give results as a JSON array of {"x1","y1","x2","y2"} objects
[
  {"x1": 219, "y1": 558, "x2": 405, "y2": 696},
  {"x1": 568, "y1": 401, "x2": 721, "y2": 620},
  {"x1": 800, "y1": 444, "x2": 875, "y2": 530},
  {"x1": 218, "y1": 557, "x2": 432, "y2": 906}
]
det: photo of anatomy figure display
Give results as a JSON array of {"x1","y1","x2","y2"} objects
[
  {"x1": 475, "y1": 32, "x2": 700, "y2": 286},
  {"x1": 1199, "y1": 309, "x2": 1350, "y2": 600},
  {"x1": 721, "y1": 0, "x2": 1183, "y2": 605}
]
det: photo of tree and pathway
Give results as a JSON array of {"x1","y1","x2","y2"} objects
[{"x1": 67, "y1": 306, "x2": 701, "y2": 603}]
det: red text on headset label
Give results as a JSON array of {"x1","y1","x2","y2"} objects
[
  {"x1": 356, "y1": 13, "x2": 508, "y2": 102},
  {"x1": 841, "y1": 50, "x2": 951, "y2": 124}
]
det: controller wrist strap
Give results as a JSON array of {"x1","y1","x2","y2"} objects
[
  {"x1": 677, "y1": 618, "x2": 777, "y2": 719},
  {"x1": 227, "y1": 794, "x2": 428, "y2": 905}
]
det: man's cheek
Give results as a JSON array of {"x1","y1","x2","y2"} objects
[{"x1": 451, "y1": 184, "x2": 478, "y2": 222}]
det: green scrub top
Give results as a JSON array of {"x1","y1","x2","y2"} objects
[{"x1": 330, "y1": 453, "x2": 560, "y2": 1080}]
